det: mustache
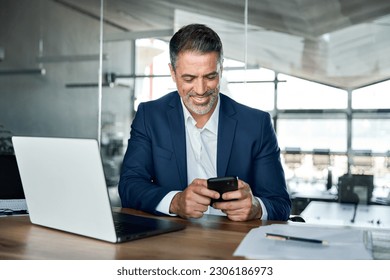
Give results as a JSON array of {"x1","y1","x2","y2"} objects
[{"x1": 188, "y1": 89, "x2": 217, "y2": 97}]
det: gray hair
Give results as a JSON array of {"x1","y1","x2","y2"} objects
[{"x1": 169, "y1": 24, "x2": 223, "y2": 71}]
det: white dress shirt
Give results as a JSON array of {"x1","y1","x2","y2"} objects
[
  {"x1": 156, "y1": 95, "x2": 268, "y2": 219},
  {"x1": 183, "y1": 96, "x2": 223, "y2": 215}
]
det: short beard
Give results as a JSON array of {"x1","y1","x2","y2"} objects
[{"x1": 183, "y1": 90, "x2": 219, "y2": 115}]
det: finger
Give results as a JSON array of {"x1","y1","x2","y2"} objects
[
  {"x1": 237, "y1": 179, "x2": 247, "y2": 189},
  {"x1": 196, "y1": 194, "x2": 213, "y2": 206},
  {"x1": 224, "y1": 205, "x2": 252, "y2": 217},
  {"x1": 226, "y1": 213, "x2": 247, "y2": 222},
  {"x1": 190, "y1": 180, "x2": 220, "y2": 200},
  {"x1": 213, "y1": 199, "x2": 241, "y2": 211},
  {"x1": 221, "y1": 189, "x2": 239, "y2": 201},
  {"x1": 225, "y1": 199, "x2": 262, "y2": 221},
  {"x1": 191, "y1": 178, "x2": 207, "y2": 187},
  {"x1": 221, "y1": 180, "x2": 247, "y2": 201},
  {"x1": 179, "y1": 200, "x2": 208, "y2": 218},
  {"x1": 184, "y1": 184, "x2": 216, "y2": 209},
  {"x1": 222, "y1": 209, "x2": 246, "y2": 221},
  {"x1": 182, "y1": 210, "x2": 205, "y2": 219}
]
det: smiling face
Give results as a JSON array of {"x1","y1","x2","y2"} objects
[{"x1": 169, "y1": 51, "x2": 222, "y2": 123}]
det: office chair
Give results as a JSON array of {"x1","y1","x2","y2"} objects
[
  {"x1": 283, "y1": 147, "x2": 303, "y2": 176},
  {"x1": 284, "y1": 147, "x2": 303, "y2": 170},
  {"x1": 351, "y1": 150, "x2": 374, "y2": 175},
  {"x1": 312, "y1": 149, "x2": 332, "y2": 189},
  {"x1": 312, "y1": 149, "x2": 331, "y2": 170}
]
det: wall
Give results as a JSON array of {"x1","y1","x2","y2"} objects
[{"x1": 0, "y1": 0, "x2": 132, "y2": 143}]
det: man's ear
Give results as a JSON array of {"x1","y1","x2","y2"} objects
[
  {"x1": 168, "y1": 63, "x2": 176, "y2": 83},
  {"x1": 219, "y1": 60, "x2": 223, "y2": 77}
]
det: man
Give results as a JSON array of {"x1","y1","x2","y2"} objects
[{"x1": 119, "y1": 24, "x2": 291, "y2": 221}]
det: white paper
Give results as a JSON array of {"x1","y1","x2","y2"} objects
[{"x1": 234, "y1": 224, "x2": 373, "y2": 260}]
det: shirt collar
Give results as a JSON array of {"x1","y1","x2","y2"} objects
[{"x1": 181, "y1": 94, "x2": 220, "y2": 135}]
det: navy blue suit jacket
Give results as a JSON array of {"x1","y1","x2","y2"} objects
[{"x1": 119, "y1": 91, "x2": 291, "y2": 221}]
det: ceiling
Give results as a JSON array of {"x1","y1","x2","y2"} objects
[{"x1": 55, "y1": 0, "x2": 390, "y2": 90}]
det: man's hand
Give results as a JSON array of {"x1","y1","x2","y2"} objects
[
  {"x1": 212, "y1": 179, "x2": 262, "y2": 221},
  {"x1": 169, "y1": 179, "x2": 219, "y2": 219}
]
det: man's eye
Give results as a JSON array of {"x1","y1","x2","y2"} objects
[
  {"x1": 183, "y1": 77, "x2": 194, "y2": 82},
  {"x1": 206, "y1": 74, "x2": 217, "y2": 80}
]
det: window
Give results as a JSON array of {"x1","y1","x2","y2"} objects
[
  {"x1": 277, "y1": 74, "x2": 347, "y2": 109},
  {"x1": 352, "y1": 80, "x2": 390, "y2": 109},
  {"x1": 226, "y1": 81, "x2": 274, "y2": 111},
  {"x1": 277, "y1": 118, "x2": 347, "y2": 152},
  {"x1": 352, "y1": 119, "x2": 390, "y2": 153},
  {"x1": 134, "y1": 39, "x2": 173, "y2": 110},
  {"x1": 219, "y1": 60, "x2": 275, "y2": 111}
]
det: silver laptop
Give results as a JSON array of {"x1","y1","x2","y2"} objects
[{"x1": 12, "y1": 136, "x2": 185, "y2": 243}]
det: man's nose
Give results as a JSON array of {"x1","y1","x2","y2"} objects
[{"x1": 194, "y1": 78, "x2": 207, "y2": 95}]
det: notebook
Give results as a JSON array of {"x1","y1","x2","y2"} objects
[
  {"x1": 12, "y1": 136, "x2": 185, "y2": 243},
  {"x1": 0, "y1": 154, "x2": 28, "y2": 214}
]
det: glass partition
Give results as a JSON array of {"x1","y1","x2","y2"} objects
[
  {"x1": 0, "y1": 0, "x2": 102, "y2": 141},
  {"x1": 2, "y1": 1, "x2": 388, "y2": 193},
  {"x1": 98, "y1": 1, "x2": 390, "y2": 193}
]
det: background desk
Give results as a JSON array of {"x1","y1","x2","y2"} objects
[
  {"x1": 290, "y1": 190, "x2": 338, "y2": 215},
  {"x1": 301, "y1": 201, "x2": 390, "y2": 229},
  {"x1": 0, "y1": 208, "x2": 284, "y2": 260}
]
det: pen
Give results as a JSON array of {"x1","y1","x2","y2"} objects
[{"x1": 265, "y1": 233, "x2": 328, "y2": 245}]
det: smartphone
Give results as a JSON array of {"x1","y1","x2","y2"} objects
[{"x1": 207, "y1": 176, "x2": 238, "y2": 205}]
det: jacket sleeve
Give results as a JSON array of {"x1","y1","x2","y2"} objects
[
  {"x1": 251, "y1": 113, "x2": 291, "y2": 221},
  {"x1": 118, "y1": 103, "x2": 173, "y2": 214}
]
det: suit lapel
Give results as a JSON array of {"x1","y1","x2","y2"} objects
[
  {"x1": 167, "y1": 94, "x2": 187, "y2": 188},
  {"x1": 217, "y1": 95, "x2": 237, "y2": 176}
]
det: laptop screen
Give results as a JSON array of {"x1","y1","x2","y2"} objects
[{"x1": 0, "y1": 154, "x2": 25, "y2": 199}]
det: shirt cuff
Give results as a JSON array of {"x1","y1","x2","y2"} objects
[
  {"x1": 155, "y1": 191, "x2": 180, "y2": 216},
  {"x1": 256, "y1": 197, "x2": 268, "y2": 220}
]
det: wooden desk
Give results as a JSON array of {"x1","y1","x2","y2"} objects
[{"x1": 0, "y1": 208, "x2": 285, "y2": 260}]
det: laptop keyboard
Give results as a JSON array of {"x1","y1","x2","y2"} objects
[
  {"x1": 112, "y1": 212, "x2": 161, "y2": 235},
  {"x1": 114, "y1": 221, "x2": 137, "y2": 235},
  {"x1": 0, "y1": 199, "x2": 28, "y2": 211},
  {"x1": 111, "y1": 211, "x2": 185, "y2": 242}
]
